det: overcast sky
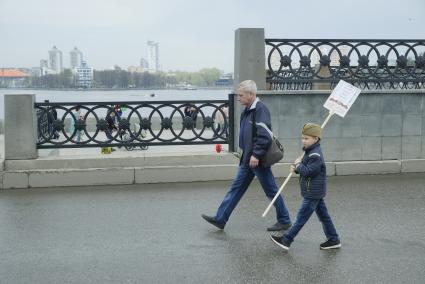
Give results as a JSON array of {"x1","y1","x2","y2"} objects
[{"x1": 1, "y1": 0, "x2": 424, "y2": 72}]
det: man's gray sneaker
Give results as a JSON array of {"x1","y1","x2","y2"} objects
[{"x1": 267, "y1": 222, "x2": 291, "y2": 231}]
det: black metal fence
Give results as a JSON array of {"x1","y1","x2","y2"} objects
[
  {"x1": 36, "y1": 95, "x2": 234, "y2": 150},
  {"x1": 266, "y1": 39, "x2": 425, "y2": 90}
]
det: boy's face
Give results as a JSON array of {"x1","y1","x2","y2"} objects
[{"x1": 301, "y1": 134, "x2": 319, "y2": 148}]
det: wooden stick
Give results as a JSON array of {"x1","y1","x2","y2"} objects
[
  {"x1": 321, "y1": 111, "x2": 334, "y2": 129},
  {"x1": 262, "y1": 111, "x2": 334, "y2": 218},
  {"x1": 262, "y1": 172, "x2": 294, "y2": 217}
]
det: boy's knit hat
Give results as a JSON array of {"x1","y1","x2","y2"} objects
[{"x1": 302, "y1": 123, "x2": 322, "y2": 139}]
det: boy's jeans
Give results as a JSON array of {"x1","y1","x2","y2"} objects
[
  {"x1": 284, "y1": 198, "x2": 339, "y2": 244},
  {"x1": 215, "y1": 164, "x2": 291, "y2": 226}
]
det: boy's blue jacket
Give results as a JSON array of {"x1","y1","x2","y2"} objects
[
  {"x1": 295, "y1": 141, "x2": 327, "y2": 199},
  {"x1": 238, "y1": 98, "x2": 273, "y2": 166}
]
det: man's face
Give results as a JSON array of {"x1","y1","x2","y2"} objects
[
  {"x1": 301, "y1": 134, "x2": 318, "y2": 148},
  {"x1": 237, "y1": 89, "x2": 255, "y2": 106}
]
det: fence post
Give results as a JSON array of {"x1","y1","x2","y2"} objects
[{"x1": 4, "y1": 94, "x2": 38, "y2": 159}]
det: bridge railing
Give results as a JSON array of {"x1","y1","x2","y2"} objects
[
  {"x1": 265, "y1": 39, "x2": 425, "y2": 90},
  {"x1": 35, "y1": 95, "x2": 234, "y2": 150}
]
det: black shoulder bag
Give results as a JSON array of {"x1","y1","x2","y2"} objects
[{"x1": 252, "y1": 109, "x2": 284, "y2": 167}]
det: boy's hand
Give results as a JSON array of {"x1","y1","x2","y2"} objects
[
  {"x1": 290, "y1": 164, "x2": 296, "y2": 173},
  {"x1": 294, "y1": 156, "x2": 302, "y2": 165}
]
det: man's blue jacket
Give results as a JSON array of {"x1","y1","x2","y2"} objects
[{"x1": 239, "y1": 98, "x2": 274, "y2": 167}]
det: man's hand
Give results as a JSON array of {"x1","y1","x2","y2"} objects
[
  {"x1": 290, "y1": 164, "x2": 296, "y2": 173},
  {"x1": 249, "y1": 155, "x2": 259, "y2": 168}
]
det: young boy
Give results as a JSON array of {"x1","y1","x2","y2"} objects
[{"x1": 270, "y1": 123, "x2": 341, "y2": 251}]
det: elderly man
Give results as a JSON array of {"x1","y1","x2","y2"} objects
[{"x1": 202, "y1": 80, "x2": 292, "y2": 231}]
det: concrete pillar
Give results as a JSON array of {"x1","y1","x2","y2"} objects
[
  {"x1": 234, "y1": 28, "x2": 266, "y2": 89},
  {"x1": 233, "y1": 28, "x2": 266, "y2": 151},
  {"x1": 4, "y1": 94, "x2": 38, "y2": 159}
]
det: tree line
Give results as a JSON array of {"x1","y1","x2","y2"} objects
[{"x1": 24, "y1": 68, "x2": 223, "y2": 89}]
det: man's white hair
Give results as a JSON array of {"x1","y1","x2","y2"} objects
[{"x1": 237, "y1": 80, "x2": 257, "y2": 94}]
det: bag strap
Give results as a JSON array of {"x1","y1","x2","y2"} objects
[{"x1": 252, "y1": 108, "x2": 257, "y2": 144}]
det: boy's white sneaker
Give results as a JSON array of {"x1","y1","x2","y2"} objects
[{"x1": 270, "y1": 235, "x2": 290, "y2": 251}]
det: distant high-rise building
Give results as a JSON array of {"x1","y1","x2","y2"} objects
[
  {"x1": 75, "y1": 61, "x2": 93, "y2": 88},
  {"x1": 70, "y1": 47, "x2": 84, "y2": 69},
  {"x1": 147, "y1": 41, "x2": 159, "y2": 72},
  {"x1": 40, "y1": 59, "x2": 48, "y2": 68},
  {"x1": 49, "y1": 46, "x2": 63, "y2": 73},
  {"x1": 39, "y1": 59, "x2": 51, "y2": 76},
  {"x1": 140, "y1": 57, "x2": 149, "y2": 69}
]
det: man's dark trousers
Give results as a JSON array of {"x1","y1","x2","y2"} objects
[{"x1": 214, "y1": 164, "x2": 291, "y2": 226}]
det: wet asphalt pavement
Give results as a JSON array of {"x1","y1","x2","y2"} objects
[{"x1": 1, "y1": 173, "x2": 425, "y2": 284}]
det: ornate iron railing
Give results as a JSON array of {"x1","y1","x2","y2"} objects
[
  {"x1": 35, "y1": 96, "x2": 234, "y2": 150},
  {"x1": 266, "y1": 39, "x2": 425, "y2": 90}
]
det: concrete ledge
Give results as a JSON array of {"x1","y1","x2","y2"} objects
[
  {"x1": 270, "y1": 163, "x2": 291, "y2": 178},
  {"x1": 135, "y1": 164, "x2": 238, "y2": 184},
  {"x1": 326, "y1": 162, "x2": 336, "y2": 176},
  {"x1": 401, "y1": 159, "x2": 425, "y2": 173},
  {"x1": 143, "y1": 153, "x2": 236, "y2": 167},
  {"x1": 335, "y1": 160, "x2": 401, "y2": 176},
  {"x1": 3, "y1": 158, "x2": 425, "y2": 189},
  {"x1": 5, "y1": 153, "x2": 237, "y2": 171},
  {"x1": 2, "y1": 171, "x2": 29, "y2": 189},
  {"x1": 28, "y1": 168, "x2": 135, "y2": 188}
]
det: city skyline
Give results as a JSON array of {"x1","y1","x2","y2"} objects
[
  {"x1": 37, "y1": 43, "x2": 157, "y2": 73},
  {"x1": 1, "y1": 0, "x2": 424, "y2": 72},
  {"x1": 40, "y1": 46, "x2": 86, "y2": 74}
]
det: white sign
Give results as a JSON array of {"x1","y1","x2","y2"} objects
[{"x1": 323, "y1": 80, "x2": 361, "y2": 118}]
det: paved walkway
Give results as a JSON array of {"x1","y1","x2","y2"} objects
[{"x1": 1, "y1": 173, "x2": 424, "y2": 283}]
